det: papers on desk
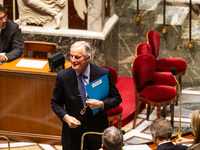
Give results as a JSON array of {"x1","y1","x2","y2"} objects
[
  {"x1": 86, "y1": 75, "x2": 109, "y2": 115},
  {"x1": 16, "y1": 59, "x2": 47, "y2": 69},
  {"x1": 123, "y1": 144, "x2": 151, "y2": 150}
]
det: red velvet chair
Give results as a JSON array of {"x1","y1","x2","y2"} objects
[
  {"x1": 131, "y1": 54, "x2": 176, "y2": 129},
  {"x1": 101, "y1": 65, "x2": 123, "y2": 130},
  {"x1": 135, "y1": 43, "x2": 177, "y2": 107},
  {"x1": 135, "y1": 43, "x2": 177, "y2": 86},
  {"x1": 146, "y1": 30, "x2": 187, "y2": 93}
]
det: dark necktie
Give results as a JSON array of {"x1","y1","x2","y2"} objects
[{"x1": 78, "y1": 74, "x2": 87, "y2": 104}]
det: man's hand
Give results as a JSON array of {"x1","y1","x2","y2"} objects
[
  {"x1": 85, "y1": 99, "x2": 103, "y2": 110},
  {"x1": 0, "y1": 55, "x2": 6, "y2": 62},
  {"x1": 64, "y1": 115, "x2": 81, "y2": 128},
  {"x1": 175, "y1": 137, "x2": 193, "y2": 145}
]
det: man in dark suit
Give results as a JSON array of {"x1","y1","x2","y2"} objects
[
  {"x1": 51, "y1": 41, "x2": 122, "y2": 150},
  {"x1": 150, "y1": 118, "x2": 188, "y2": 150},
  {"x1": 0, "y1": 4, "x2": 22, "y2": 62}
]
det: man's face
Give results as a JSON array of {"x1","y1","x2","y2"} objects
[
  {"x1": 0, "y1": 11, "x2": 6, "y2": 29},
  {"x1": 70, "y1": 45, "x2": 90, "y2": 73}
]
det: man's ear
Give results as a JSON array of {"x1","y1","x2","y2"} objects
[
  {"x1": 86, "y1": 55, "x2": 90, "y2": 62},
  {"x1": 102, "y1": 144, "x2": 105, "y2": 150},
  {"x1": 122, "y1": 142, "x2": 125, "y2": 147},
  {"x1": 152, "y1": 132, "x2": 156, "y2": 138}
]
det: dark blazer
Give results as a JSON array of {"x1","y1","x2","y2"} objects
[
  {"x1": 155, "y1": 142, "x2": 188, "y2": 150},
  {"x1": 1, "y1": 19, "x2": 22, "y2": 61},
  {"x1": 51, "y1": 63, "x2": 122, "y2": 150}
]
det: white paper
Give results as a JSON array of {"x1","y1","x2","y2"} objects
[
  {"x1": 123, "y1": 144, "x2": 151, "y2": 150},
  {"x1": 16, "y1": 59, "x2": 47, "y2": 69}
]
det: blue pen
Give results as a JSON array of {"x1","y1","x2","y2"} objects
[{"x1": 0, "y1": 62, "x2": 3, "y2": 65}]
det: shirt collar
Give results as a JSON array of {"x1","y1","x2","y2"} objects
[
  {"x1": 158, "y1": 141, "x2": 171, "y2": 147},
  {"x1": 75, "y1": 63, "x2": 90, "y2": 78}
]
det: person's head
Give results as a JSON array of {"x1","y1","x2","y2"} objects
[
  {"x1": 0, "y1": 4, "x2": 7, "y2": 29},
  {"x1": 191, "y1": 110, "x2": 200, "y2": 144},
  {"x1": 101, "y1": 126, "x2": 124, "y2": 150},
  {"x1": 70, "y1": 41, "x2": 91, "y2": 73},
  {"x1": 150, "y1": 118, "x2": 173, "y2": 146}
]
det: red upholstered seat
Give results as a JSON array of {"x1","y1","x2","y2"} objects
[
  {"x1": 156, "y1": 57, "x2": 187, "y2": 72},
  {"x1": 101, "y1": 65, "x2": 118, "y2": 83},
  {"x1": 107, "y1": 106, "x2": 123, "y2": 116},
  {"x1": 140, "y1": 85, "x2": 177, "y2": 102},
  {"x1": 146, "y1": 30, "x2": 187, "y2": 93},
  {"x1": 153, "y1": 72, "x2": 176, "y2": 86},
  {"x1": 132, "y1": 54, "x2": 176, "y2": 129}
]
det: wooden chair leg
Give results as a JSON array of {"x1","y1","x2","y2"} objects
[
  {"x1": 171, "y1": 103, "x2": 174, "y2": 127},
  {"x1": 157, "y1": 107, "x2": 161, "y2": 119},
  {"x1": 133, "y1": 105, "x2": 139, "y2": 129},
  {"x1": 133, "y1": 96, "x2": 140, "y2": 129},
  {"x1": 110, "y1": 121, "x2": 113, "y2": 126},
  {"x1": 118, "y1": 118, "x2": 122, "y2": 130},
  {"x1": 162, "y1": 106, "x2": 166, "y2": 118},
  {"x1": 146, "y1": 105, "x2": 151, "y2": 120}
]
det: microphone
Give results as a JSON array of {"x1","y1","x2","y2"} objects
[
  {"x1": 171, "y1": 67, "x2": 182, "y2": 139},
  {"x1": 121, "y1": 130, "x2": 125, "y2": 135},
  {"x1": 171, "y1": 67, "x2": 177, "y2": 76}
]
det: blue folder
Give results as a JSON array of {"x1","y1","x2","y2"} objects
[{"x1": 86, "y1": 74, "x2": 109, "y2": 115}]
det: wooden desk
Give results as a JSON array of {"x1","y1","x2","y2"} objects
[
  {"x1": 146, "y1": 132, "x2": 195, "y2": 149},
  {"x1": 0, "y1": 58, "x2": 71, "y2": 144}
]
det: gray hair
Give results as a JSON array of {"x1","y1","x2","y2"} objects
[
  {"x1": 70, "y1": 41, "x2": 91, "y2": 58},
  {"x1": 150, "y1": 118, "x2": 172, "y2": 141},
  {"x1": 102, "y1": 126, "x2": 123, "y2": 150}
]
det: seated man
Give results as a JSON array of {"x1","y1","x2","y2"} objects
[
  {"x1": 150, "y1": 118, "x2": 188, "y2": 150},
  {"x1": 0, "y1": 4, "x2": 23, "y2": 63},
  {"x1": 100, "y1": 126, "x2": 124, "y2": 150}
]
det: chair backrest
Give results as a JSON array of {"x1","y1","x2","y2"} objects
[
  {"x1": 135, "y1": 43, "x2": 152, "y2": 56},
  {"x1": 24, "y1": 41, "x2": 56, "y2": 59},
  {"x1": 146, "y1": 30, "x2": 160, "y2": 59},
  {"x1": 101, "y1": 66, "x2": 118, "y2": 84},
  {"x1": 131, "y1": 54, "x2": 156, "y2": 92}
]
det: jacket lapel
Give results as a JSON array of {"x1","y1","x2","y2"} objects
[
  {"x1": 89, "y1": 64, "x2": 99, "y2": 82},
  {"x1": 68, "y1": 69, "x2": 84, "y2": 107}
]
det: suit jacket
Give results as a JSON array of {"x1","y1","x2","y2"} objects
[
  {"x1": 51, "y1": 63, "x2": 122, "y2": 150},
  {"x1": 1, "y1": 19, "x2": 23, "y2": 61},
  {"x1": 155, "y1": 142, "x2": 188, "y2": 150}
]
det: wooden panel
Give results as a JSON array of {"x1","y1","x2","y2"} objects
[
  {"x1": 3, "y1": 0, "x2": 19, "y2": 20},
  {"x1": 0, "y1": 58, "x2": 71, "y2": 144},
  {"x1": 68, "y1": 0, "x2": 87, "y2": 30},
  {"x1": 3, "y1": 0, "x2": 13, "y2": 20}
]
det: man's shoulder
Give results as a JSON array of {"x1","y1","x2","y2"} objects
[
  {"x1": 6, "y1": 19, "x2": 18, "y2": 28},
  {"x1": 158, "y1": 142, "x2": 188, "y2": 150},
  {"x1": 90, "y1": 63, "x2": 109, "y2": 73},
  {"x1": 57, "y1": 67, "x2": 73, "y2": 76}
]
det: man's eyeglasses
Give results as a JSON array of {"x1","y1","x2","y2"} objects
[
  {"x1": 0, "y1": 14, "x2": 7, "y2": 22},
  {"x1": 78, "y1": 94, "x2": 88, "y2": 115}
]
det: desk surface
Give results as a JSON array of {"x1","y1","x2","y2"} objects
[{"x1": 0, "y1": 57, "x2": 71, "y2": 76}]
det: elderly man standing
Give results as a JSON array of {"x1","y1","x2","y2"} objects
[{"x1": 51, "y1": 41, "x2": 122, "y2": 150}]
